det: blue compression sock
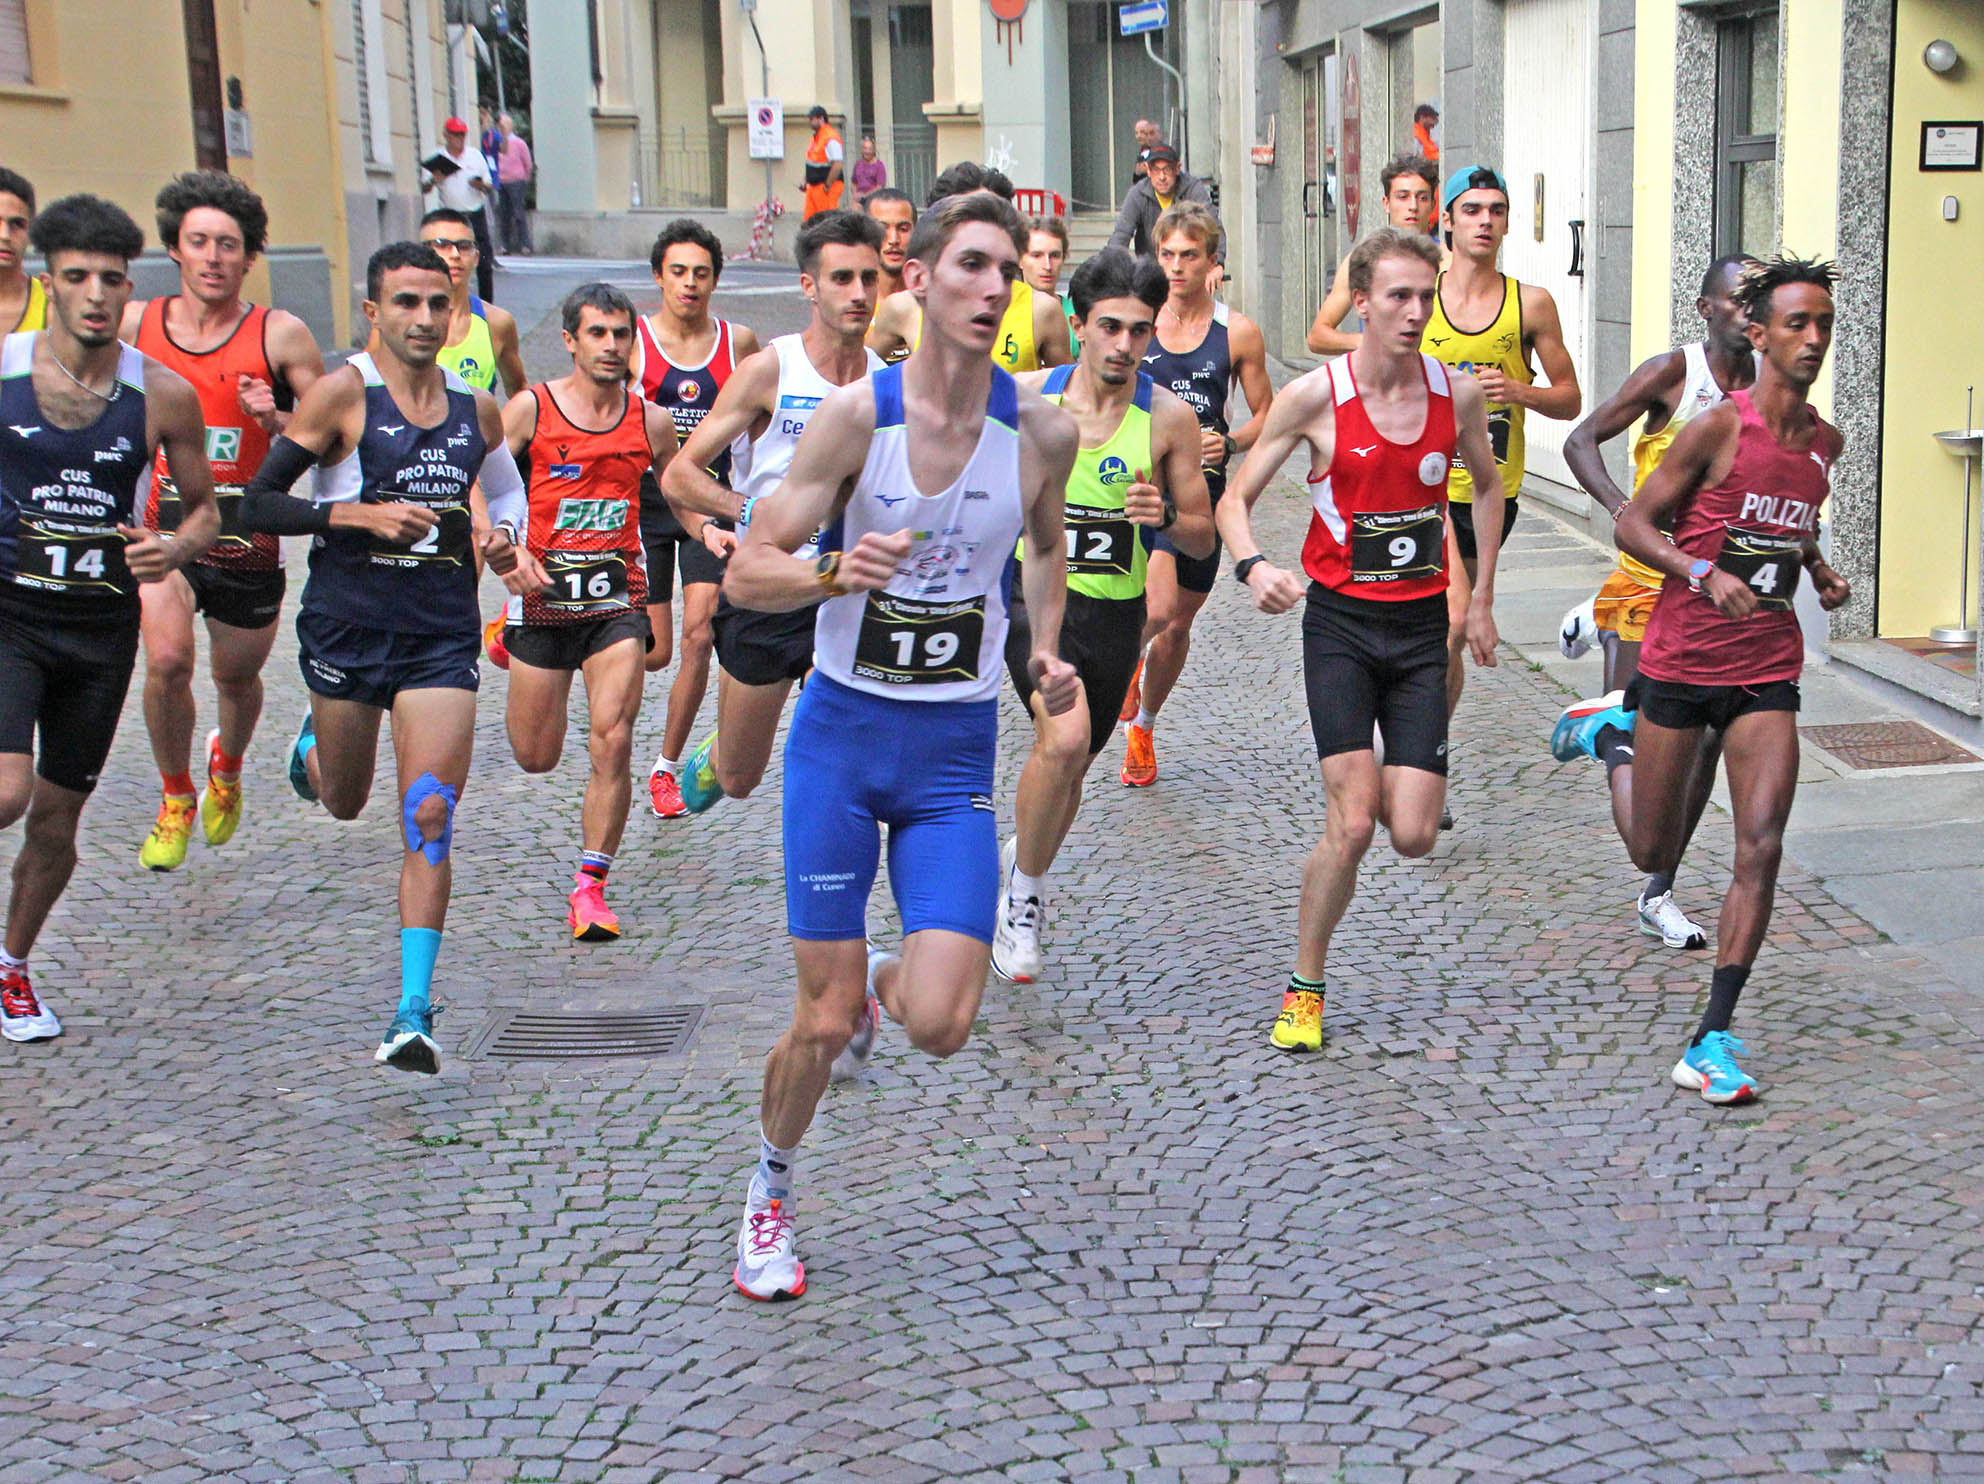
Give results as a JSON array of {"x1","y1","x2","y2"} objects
[{"x1": 400, "y1": 927, "x2": 443, "y2": 1014}]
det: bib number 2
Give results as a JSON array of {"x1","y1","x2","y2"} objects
[{"x1": 852, "y1": 593, "x2": 986, "y2": 685}]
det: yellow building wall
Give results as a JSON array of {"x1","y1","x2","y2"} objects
[
  {"x1": 1780, "y1": 0, "x2": 1841, "y2": 417},
  {"x1": 1877, "y1": 0, "x2": 1984, "y2": 636},
  {"x1": 1629, "y1": 0, "x2": 1677, "y2": 368}
]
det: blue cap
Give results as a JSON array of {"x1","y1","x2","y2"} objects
[{"x1": 1442, "y1": 165, "x2": 1509, "y2": 213}]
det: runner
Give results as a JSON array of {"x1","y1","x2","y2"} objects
[
  {"x1": 660, "y1": 210, "x2": 885, "y2": 815},
  {"x1": 631, "y1": 219, "x2": 761, "y2": 819},
  {"x1": 1116, "y1": 203, "x2": 1274, "y2": 788},
  {"x1": 993, "y1": 249, "x2": 1213, "y2": 983},
  {"x1": 1554, "y1": 254, "x2": 1756, "y2": 949},
  {"x1": 0, "y1": 169, "x2": 45, "y2": 335},
  {"x1": 1019, "y1": 215, "x2": 1078, "y2": 360},
  {"x1": 865, "y1": 163, "x2": 1072, "y2": 373},
  {"x1": 1422, "y1": 167, "x2": 1580, "y2": 757},
  {"x1": 240, "y1": 240, "x2": 532, "y2": 1074},
  {"x1": 0, "y1": 194, "x2": 218, "y2": 1043},
  {"x1": 499, "y1": 282, "x2": 677, "y2": 941},
  {"x1": 1306, "y1": 154, "x2": 1440, "y2": 355},
  {"x1": 119, "y1": 170, "x2": 327, "y2": 871},
  {"x1": 864, "y1": 188, "x2": 914, "y2": 329},
  {"x1": 414, "y1": 209, "x2": 525, "y2": 396},
  {"x1": 721, "y1": 190, "x2": 1078, "y2": 1300},
  {"x1": 1215, "y1": 227, "x2": 1503, "y2": 1053},
  {"x1": 1587, "y1": 255, "x2": 1848, "y2": 1105}
]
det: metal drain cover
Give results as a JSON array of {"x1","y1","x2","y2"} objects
[
  {"x1": 472, "y1": 1006, "x2": 705, "y2": 1060},
  {"x1": 1800, "y1": 721, "x2": 1980, "y2": 770}
]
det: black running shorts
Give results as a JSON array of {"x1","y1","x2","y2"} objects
[
  {"x1": 297, "y1": 610, "x2": 481, "y2": 709},
  {"x1": 0, "y1": 587, "x2": 140, "y2": 793},
  {"x1": 713, "y1": 595, "x2": 815, "y2": 687},
  {"x1": 639, "y1": 474, "x2": 725, "y2": 604},
  {"x1": 1005, "y1": 571, "x2": 1146, "y2": 756},
  {"x1": 1625, "y1": 673, "x2": 1800, "y2": 732},
  {"x1": 1143, "y1": 466, "x2": 1226, "y2": 594},
  {"x1": 1449, "y1": 498, "x2": 1519, "y2": 566},
  {"x1": 185, "y1": 562, "x2": 286, "y2": 630},
  {"x1": 1301, "y1": 584, "x2": 1450, "y2": 773},
  {"x1": 504, "y1": 609, "x2": 651, "y2": 672}
]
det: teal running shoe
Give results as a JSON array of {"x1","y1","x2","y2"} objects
[
  {"x1": 679, "y1": 732, "x2": 725, "y2": 814},
  {"x1": 1550, "y1": 690, "x2": 1633, "y2": 763},
  {"x1": 375, "y1": 1002, "x2": 441, "y2": 1075},
  {"x1": 289, "y1": 710, "x2": 319, "y2": 803},
  {"x1": 1671, "y1": 1030, "x2": 1758, "y2": 1105}
]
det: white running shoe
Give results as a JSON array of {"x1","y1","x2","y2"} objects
[
  {"x1": 733, "y1": 1180, "x2": 805, "y2": 1301},
  {"x1": 829, "y1": 947, "x2": 886, "y2": 1083},
  {"x1": 991, "y1": 836, "x2": 1045, "y2": 983},
  {"x1": 0, "y1": 968, "x2": 60, "y2": 1042},
  {"x1": 1559, "y1": 594, "x2": 1601, "y2": 659},
  {"x1": 1638, "y1": 890, "x2": 1709, "y2": 950}
]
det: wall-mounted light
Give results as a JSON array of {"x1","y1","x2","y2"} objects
[{"x1": 1924, "y1": 38, "x2": 1960, "y2": 74}]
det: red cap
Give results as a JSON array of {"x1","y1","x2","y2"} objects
[{"x1": 444, "y1": 117, "x2": 468, "y2": 134}]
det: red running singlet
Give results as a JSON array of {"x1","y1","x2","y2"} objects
[
  {"x1": 1301, "y1": 353, "x2": 1457, "y2": 603},
  {"x1": 510, "y1": 384, "x2": 654, "y2": 626},
  {"x1": 636, "y1": 315, "x2": 737, "y2": 482},
  {"x1": 1638, "y1": 388, "x2": 1835, "y2": 688}
]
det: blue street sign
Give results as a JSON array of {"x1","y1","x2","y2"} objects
[{"x1": 1119, "y1": 0, "x2": 1167, "y2": 35}]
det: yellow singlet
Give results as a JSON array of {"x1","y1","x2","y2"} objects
[
  {"x1": 1422, "y1": 273, "x2": 1531, "y2": 504},
  {"x1": 907, "y1": 280, "x2": 1040, "y2": 372},
  {"x1": 10, "y1": 276, "x2": 45, "y2": 334}
]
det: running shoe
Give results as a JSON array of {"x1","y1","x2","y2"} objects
[
  {"x1": 375, "y1": 1003, "x2": 441, "y2": 1075},
  {"x1": 289, "y1": 710, "x2": 319, "y2": 803},
  {"x1": 1121, "y1": 724, "x2": 1157, "y2": 787},
  {"x1": 830, "y1": 989, "x2": 882, "y2": 1084},
  {"x1": 679, "y1": 732, "x2": 724, "y2": 814},
  {"x1": 0, "y1": 967, "x2": 60, "y2": 1043},
  {"x1": 1549, "y1": 690, "x2": 1632, "y2": 764},
  {"x1": 139, "y1": 795, "x2": 196, "y2": 872},
  {"x1": 1118, "y1": 658, "x2": 1144, "y2": 723},
  {"x1": 649, "y1": 768, "x2": 688, "y2": 819},
  {"x1": 199, "y1": 729, "x2": 242, "y2": 847},
  {"x1": 568, "y1": 875, "x2": 621, "y2": 943},
  {"x1": 1439, "y1": 808, "x2": 1455, "y2": 831},
  {"x1": 483, "y1": 614, "x2": 511, "y2": 671},
  {"x1": 1638, "y1": 890, "x2": 1708, "y2": 950},
  {"x1": 991, "y1": 836, "x2": 1045, "y2": 983},
  {"x1": 1559, "y1": 594, "x2": 1601, "y2": 660},
  {"x1": 1671, "y1": 1030, "x2": 1758, "y2": 1105},
  {"x1": 1268, "y1": 987, "x2": 1323, "y2": 1052},
  {"x1": 734, "y1": 1187, "x2": 805, "y2": 1301}
]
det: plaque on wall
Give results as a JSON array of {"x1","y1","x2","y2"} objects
[{"x1": 1920, "y1": 121, "x2": 1981, "y2": 172}]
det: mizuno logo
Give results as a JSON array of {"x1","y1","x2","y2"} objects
[
  {"x1": 1351, "y1": 444, "x2": 1377, "y2": 457},
  {"x1": 1428, "y1": 336, "x2": 1448, "y2": 346},
  {"x1": 1142, "y1": 354, "x2": 1161, "y2": 363},
  {"x1": 874, "y1": 492, "x2": 907, "y2": 508},
  {"x1": 7, "y1": 425, "x2": 38, "y2": 437},
  {"x1": 377, "y1": 424, "x2": 404, "y2": 436}
]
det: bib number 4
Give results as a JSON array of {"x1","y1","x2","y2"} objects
[
  {"x1": 852, "y1": 593, "x2": 986, "y2": 685},
  {"x1": 1716, "y1": 526, "x2": 1802, "y2": 612}
]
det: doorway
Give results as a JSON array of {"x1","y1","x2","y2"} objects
[{"x1": 181, "y1": 0, "x2": 226, "y2": 171}]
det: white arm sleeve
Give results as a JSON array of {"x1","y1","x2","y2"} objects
[{"x1": 478, "y1": 438, "x2": 528, "y2": 536}]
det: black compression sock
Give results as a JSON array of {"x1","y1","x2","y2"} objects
[
  {"x1": 1594, "y1": 724, "x2": 1635, "y2": 777},
  {"x1": 1692, "y1": 964, "x2": 1750, "y2": 1044},
  {"x1": 1642, "y1": 872, "x2": 1675, "y2": 902},
  {"x1": 1289, "y1": 972, "x2": 1325, "y2": 997}
]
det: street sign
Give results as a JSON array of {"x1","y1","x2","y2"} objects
[
  {"x1": 1119, "y1": 0, "x2": 1167, "y2": 36},
  {"x1": 747, "y1": 99, "x2": 783, "y2": 161}
]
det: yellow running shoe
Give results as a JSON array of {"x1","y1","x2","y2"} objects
[
  {"x1": 199, "y1": 730, "x2": 242, "y2": 847},
  {"x1": 1268, "y1": 988, "x2": 1323, "y2": 1052},
  {"x1": 140, "y1": 796, "x2": 196, "y2": 872}
]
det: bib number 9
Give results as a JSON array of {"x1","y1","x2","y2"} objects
[
  {"x1": 1716, "y1": 526, "x2": 1802, "y2": 612},
  {"x1": 541, "y1": 551, "x2": 630, "y2": 613},
  {"x1": 852, "y1": 593, "x2": 986, "y2": 685},
  {"x1": 1349, "y1": 505, "x2": 1443, "y2": 583}
]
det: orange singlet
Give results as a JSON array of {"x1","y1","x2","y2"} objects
[{"x1": 509, "y1": 382, "x2": 654, "y2": 626}]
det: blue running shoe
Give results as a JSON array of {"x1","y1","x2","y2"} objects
[
  {"x1": 1671, "y1": 1030, "x2": 1759, "y2": 1105},
  {"x1": 1550, "y1": 690, "x2": 1633, "y2": 763},
  {"x1": 289, "y1": 710, "x2": 319, "y2": 803},
  {"x1": 679, "y1": 732, "x2": 724, "y2": 814},
  {"x1": 375, "y1": 1002, "x2": 441, "y2": 1075}
]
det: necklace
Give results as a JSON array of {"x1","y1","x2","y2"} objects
[{"x1": 48, "y1": 344, "x2": 119, "y2": 403}]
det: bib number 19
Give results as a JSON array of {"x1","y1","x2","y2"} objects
[{"x1": 852, "y1": 592, "x2": 986, "y2": 685}]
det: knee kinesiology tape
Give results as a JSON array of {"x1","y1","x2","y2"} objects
[{"x1": 402, "y1": 772, "x2": 457, "y2": 865}]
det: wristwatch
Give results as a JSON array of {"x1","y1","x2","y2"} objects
[
  {"x1": 815, "y1": 551, "x2": 849, "y2": 596},
  {"x1": 1158, "y1": 491, "x2": 1178, "y2": 530},
  {"x1": 1686, "y1": 558, "x2": 1715, "y2": 593},
  {"x1": 1221, "y1": 433, "x2": 1238, "y2": 463},
  {"x1": 1233, "y1": 553, "x2": 1266, "y2": 586}
]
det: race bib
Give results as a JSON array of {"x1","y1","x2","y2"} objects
[
  {"x1": 1717, "y1": 526, "x2": 1801, "y2": 612},
  {"x1": 541, "y1": 550, "x2": 630, "y2": 614},
  {"x1": 371, "y1": 492, "x2": 472, "y2": 568},
  {"x1": 1065, "y1": 503, "x2": 1136, "y2": 576},
  {"x1": 14, "y1": 517, "x2": 131, "y2": 595},
  {"x1": 1349, "y1": 504, "x2": 1444, "y2": 583},
  {"x1": 852, "y1": 593, "x2": 985, "y2": 686}
]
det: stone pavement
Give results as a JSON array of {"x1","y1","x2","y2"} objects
[{"x1": 5, "y1": 289, "x2": 1984, "y2": 1483}]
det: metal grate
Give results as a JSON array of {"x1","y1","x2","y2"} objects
[
  {"x1": 472, "y1": 1006, "x2": 705, "y2": 1061},
  {"x1": 1800, "y1": 721, "x2": 1980, "y2": 771}
]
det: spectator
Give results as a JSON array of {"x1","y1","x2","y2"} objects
[
  {"x1": 1106, "y1": 144, "x2": 1217, "y2": 260},
  {"x1": 1130, "y1": 118, "x2": 1160, "y2": 186},
  {"x1": 478, "y1": 104, "x2": 502, "y2": 180},
  {"x1": 1414, "y1": 103, "x2": 1441, "y2": 163},
  {"x1": 424, "y1": 115, "x2": 497, "y2": 300},
  {"x1": 801, "y1": 105, "x2": 846, "y2": 219},
  {"x1": 851, "y1": 137, "x2": 887, "y2": 201},
  {"x1": 495, "y1": 112, "x2": 534, "y2": 255}
]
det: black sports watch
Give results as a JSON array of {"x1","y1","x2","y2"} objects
[
  {"x1": 1233, "y1": 554, "x2": 1267, "y2": 587},
  {"x1": 1157, "y1": 490, "x2": 1178, "y2": 530}
]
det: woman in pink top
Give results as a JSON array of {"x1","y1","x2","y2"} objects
[
  {"x1": 496, "y1": 113, "x2": 534, "y2": 255},
  {"x1": 851, "y1": 138, "x2": 887, "y2": 201}
]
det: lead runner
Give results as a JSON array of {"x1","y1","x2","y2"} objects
[{"x1": 721, "y1": 190, "x2": 1079, "y2": 1300}]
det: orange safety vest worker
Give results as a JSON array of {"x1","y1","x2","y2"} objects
[{"x1": 803, "y1": 121, "x2": 846, "y2": 218}]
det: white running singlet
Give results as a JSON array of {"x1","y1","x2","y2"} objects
[
  {"x1": 810, "y1": 363, "x2": 1025, "y2": 703},
  {"x1": 736, "y1": 334, "x2": 884, "y2": 561}
]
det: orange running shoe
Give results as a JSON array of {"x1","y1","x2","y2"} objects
[
  {"x1": 1121, "y1": 723, "x2": 1157, "y2": 787},
  {"x1": 649, "y1": 768, "x2": 688, "y2": 819},
  {"x1": 483, "y1": 615, "x2": 510, "y2": 670},
  {"x1": 568, "y1": 875, "x2": 621, "y2": 942},
  {"x1": 1118, "y1": 658, "x2": 1144, "y2": 723}
]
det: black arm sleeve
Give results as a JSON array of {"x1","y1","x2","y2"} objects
[{"x1": 240, "y1": 436, "x2": 333, "y2": 535}]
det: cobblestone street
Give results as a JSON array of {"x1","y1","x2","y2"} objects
[{"x1": 4, "y1": 282, "x2": 1982, "y2": 1483}]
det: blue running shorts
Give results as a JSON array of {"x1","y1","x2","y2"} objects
[{"x1": 782, "y1": 672, "x2": 1000, "y2": 943}]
